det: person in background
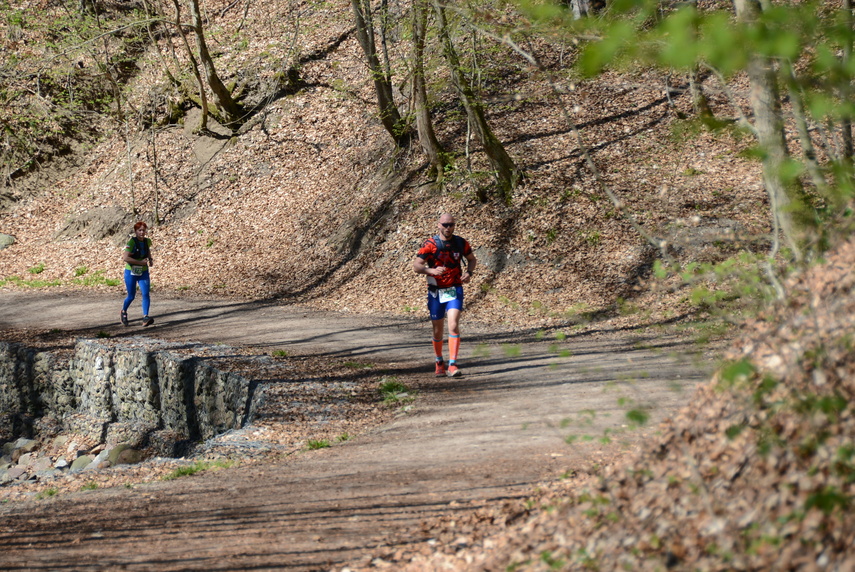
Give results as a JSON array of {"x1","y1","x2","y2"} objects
[
  {"x1": 412, "y1": 213, "x2": 477, "y2": 377},
  {"x1": 120, "y1": 221, "x2": 154, "y2": 327}
]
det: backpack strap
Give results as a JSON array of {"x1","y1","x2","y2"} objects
[
  {"x1": 131, "y1": 237, "x2": 148, "y2": 260},
  {"x1": 430, "y1": 235, "x2": 467, "y2": 270},
  {"x1": 431, "y1": 234, "x2": 464, "y2": 252}
]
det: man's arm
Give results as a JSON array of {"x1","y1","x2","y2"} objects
[
  {"x1": 462, "y1": 251, "x2": 477, "y2": 283},
  {"x1": 413, "y1": 256, "x2": 444, "y2": 276}
]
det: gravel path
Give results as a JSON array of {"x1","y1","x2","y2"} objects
[{"x1": 0, "y1": 290, "x2": 713, "y2": 570}]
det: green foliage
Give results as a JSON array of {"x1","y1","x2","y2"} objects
[
  {"x1": 307, "y1": 439, "x2": 331, "y2": 450},
  {"x1": 377, "y1": 377, "x2": 415, "y2": 405},
  {"x1": 718, "y1": 359, "x2": 757, "y2": 389},
  {"x1": 163, "y1": 460, "x2": 234, "y2": 481},
  {"x1": 72, "y1": 270, "x2": 120, "y2": 287},
  {"x1": 35, "y1": 487, "x2": 58, "y2": 500},
  {"x1": 28, "y1": 263, "x2": 44, "y2": 274},
  {"x1": 519, "y1": 0, "x2": 855, "y2": 255},
  {"x1": 654, "y1": 252, "x2": 786, "y2": 334},
  {"x1": 805, "y1": 486, "x2": 850, "y2": 515},
  {"x1": 539, "y1": 550, "x2": 567, "y2": 570},
  {"x1": 1, "y1": 275, "x2": 62, "y2": 288},
  {"x1": 625, "y1": 408, "x2": 649, "y2": 427},
  {"x1": 794, "y1": 393, "x2": 848, "y2": 423},
  {"x1": 0, "y1": 0, "x2": 154, "y2": 173},
  {"x1": 502, "y1": 343, "x2": 521, "y2": 358}
]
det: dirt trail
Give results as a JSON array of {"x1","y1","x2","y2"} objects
[{"x1": 0, "y1": 290, "x2": 713, "y2": 570}]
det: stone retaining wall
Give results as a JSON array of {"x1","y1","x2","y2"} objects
[{"x1": 0, "y1": 338, "x2": 262, "y2": 454}]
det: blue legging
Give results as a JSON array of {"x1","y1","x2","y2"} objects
[{"x1": 122, "y1": 269, "x2": 151, "y2": 316}]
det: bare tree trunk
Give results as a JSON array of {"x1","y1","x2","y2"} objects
[
  {"x1": 412, "y1": 0, "x2": 446, "y2": 174},
  {"x1": 171, "y1": 0, "x2": 209, "y2": 131},
  {"x1": 126, "y1": 122, "x2": 135, "y2": 216},
  {"x1": 150, "y1": 128, "x2": 160, "y2": 225},
  {"x1": 187, "y1": 0, "x2": 243, "y2": 127},
  {"x1": 734, "y1": 0, "x2": 804, "y2": 261},
  {"x1": 568, "y1": 0, "x2": 592, "y2": 20},
  {"x1": 431, "y1": 0, "x2": 522, "y2": 201},
  {"x1": 688, "y1": 68, "x2": 712, "y2": 119},
  {"x1": 842, "y1": 0, "x2": 853, "y2": 163},
  {"x1": 782, "y1": 60, "x2": 829, "y2": 198},
  {"x1": 350, "y1": 0, "x2": 410, "y2": 147},
  {"x1": 79, "y1": 0, "x2": 98, "y2": 15}
]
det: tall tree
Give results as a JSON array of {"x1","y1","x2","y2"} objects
[
  {"x1": 841, "y1": 0, "x2": 853, "y2": 163},
  {"x1": 186, "y1": 0, "x2": 244, "y2": 128},
  {"x1": 350, "y1": 0, "x2": 411, "y2": 147},
  {"x1": 733, "y1": 0, "x2": 804, "y2": 260},
  {"x1": 412, "y1": 0, "x2": 447, "y2": 174},
  {"x1": 431, "y1": 0, "x2": 522, "y2": 201},
  {"x1": 170, "y1": 0, "x2": 211, "y2": 131}
]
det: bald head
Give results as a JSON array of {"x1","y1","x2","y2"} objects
[{"x1": 437, "y1": 213, "x2": 456, "y2": 238}]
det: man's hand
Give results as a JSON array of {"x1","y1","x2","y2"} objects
[{"x1": 429, "y1": 266, "x2": 447, "y2": 276}]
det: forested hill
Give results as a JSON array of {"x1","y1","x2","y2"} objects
[{"x1": 0, "y1": 0, "x2": 784, "y2": 336}]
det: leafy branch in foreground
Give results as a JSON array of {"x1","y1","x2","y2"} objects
[{"x1": 518, "y1": 0, "x2": 855, "y2": 283}]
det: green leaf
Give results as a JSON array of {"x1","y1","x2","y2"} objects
[
  {"x1": 658, "y1": 7, "x2": 701, "y2": 70},
  {"x1": 720, "y1": 359, "x2": 756, "y2": 385},
  {"x1": 579, "y1": 20, "x2": 634, "y2": 77}
]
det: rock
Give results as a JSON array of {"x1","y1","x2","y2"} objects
[
  {"x1": 106, "y1": 421, "x2": 155, "y2": 449},
  {"x1": 114, "y1": 448, "x2": 144, "y2": 465},
  {"x1": 84, "y1": 449, "x2": 111, "y2": 470},
  {"x1": 52, "y1": 435, "x2": 69, "y2": 448},
  {"x1": 35, "y1": 468, "x2": 57, "y2": 479},
  {"x1": 30, "y1": 456, "x2": 53, "y2": 472},
  {"x1": 0, "y1": 233, "x2": 15, "y2": 251},
  {"x1": 3, "y1": 465, "x2": 28, "y2": 483},
  {"x1": 54, "y1": 457, "x2": 69, "y2": 470},
  {"x1": 107, "y1": 444, "x2": 130, "y2": 465},
  {"x1": 16, "y1": 437, "x2": 39, "y2": 450},
  {"x1": 70, "y1": 455, "x2": 92, "y2": 471}
]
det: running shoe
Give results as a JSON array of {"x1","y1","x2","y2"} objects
[
  {"x1": 120, "y1": 311, "x2": 129, "y2": 327},
  {"x1": 447, "y1": 364, "x2": 462, "y2": 377},
  {"x1": 142, "y1": 316, "x2": 154, "y2": 327},
  {"x1": 434, "y1": 361, "x2": 446, "y2": 377}
]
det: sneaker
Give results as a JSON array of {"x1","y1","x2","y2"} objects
[
  {"x1": 434, "y1": 361, "x2": 446, "y2": 377},
  {"x1": 142, "y1": 316, "x2": 154, "y2": 327},
  {"x1": 447, "y1": 364, "x2": 462, "y2": 377},
  {"x1": 120, "y1": 311, "x2": 129, "y2": 327}
]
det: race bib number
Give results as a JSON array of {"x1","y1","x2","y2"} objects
[
  {"x1": 439, "y1": 287, "x2": 457, "y2": 303},
  {"x1": 131, "y1": 265, "x2": 146, "y2": 276}
]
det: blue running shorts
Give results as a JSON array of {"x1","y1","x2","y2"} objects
[{"x1": 427, "y1": 285, "x2": 464, "y2": 321}]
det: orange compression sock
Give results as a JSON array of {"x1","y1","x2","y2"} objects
[
  {"x1": 432, "y1": 338, "x2": 444, "y2": 361},
  {"x1": 449, "y1": 334, "x2": 460, "y2": 362}
]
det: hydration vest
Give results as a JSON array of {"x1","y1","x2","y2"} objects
[
  {"x1": 429, "y1": 234, "x2": 466, "y2": 270},
  {"x1": 129, "y1": 237, "x2": 149, "y2": 260}
]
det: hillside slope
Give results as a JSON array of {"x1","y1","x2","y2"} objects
[
  {"x1": 0, "y1": 0, "x2": 769, "y2": 335},
  {"x1": 389, "y1": 232, "x2": 855, "y2": 572},
  {"x1": 4, "y1": 2, "x2": 855, "y2": 570}
]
